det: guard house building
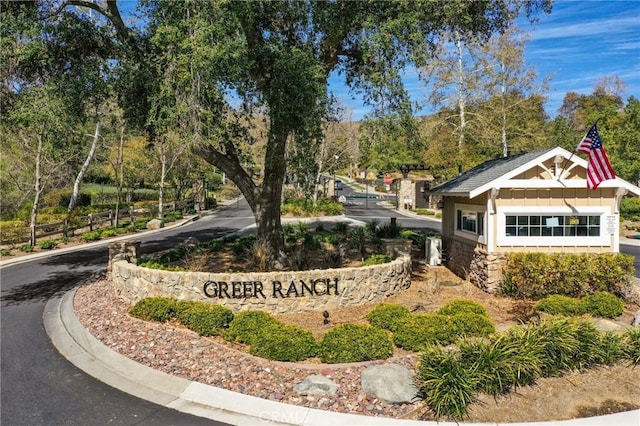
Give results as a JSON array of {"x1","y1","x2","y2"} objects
[{"x1": 427, "y1": 146, "x2": 640, "y2": 293}]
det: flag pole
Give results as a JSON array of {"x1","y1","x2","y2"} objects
[{"x1": 557, "y1": 118, "x2": 601, "y2": 181}]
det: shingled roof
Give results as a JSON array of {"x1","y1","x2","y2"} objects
[{"x1": 428, "y1": 148, "x2": 556, "y2": 197}]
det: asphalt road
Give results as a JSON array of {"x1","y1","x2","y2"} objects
[
  {"x1": 1, "y1": 193, "x2": 637, "y2": 426},
  {"x1": 0, "y1": 204, "x2": 255, "y2": 426}
]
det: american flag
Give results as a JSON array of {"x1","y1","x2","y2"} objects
[{"x1": 576, "y1": 123, "x2": 616, "y2": 189}]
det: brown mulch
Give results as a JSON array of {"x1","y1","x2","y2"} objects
[{"x1": 73, "y1": 263, "x2": 640, "y2": 423}]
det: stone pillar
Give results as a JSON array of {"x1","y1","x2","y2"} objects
[
  {"x1": 398, "y1": 179, "x2": 414, "y2": 211},
  {"x1": 108, "y1": 241, "x2": 141, "y2": 274}
]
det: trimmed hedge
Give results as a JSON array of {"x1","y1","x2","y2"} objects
[
  {"x1": 500, "y1": 252, "x2": 634, "y2": 299},
  {"x1": 393, "y1": 314, "x2": 457, "y2": 351},
  {"x1": 536, "y1": 291, "x2": 624, "y2": 318},
  {"x1": 318, "y1": 323, "x2": 393, "y2": 364},
  {"x1": 366, "y1": 303, "x2": 412, "y2": 332},
  {"x1": 248, "y1": 323, "x2": 318, "y2": 362},
  {"x1": 224, "y1": 311, "x2": 280, "y2": 345},
  {"x1": 437, "y1": 300, "x2": 488, "y2": 317},
  {"x1": 176, "y1": 304, "x2": 234, "y2": 336},
  {"x1": 129, "y1": 297, "x2": 179, "y2": 322}
]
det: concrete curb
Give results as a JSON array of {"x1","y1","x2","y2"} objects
[{"x1": 44, "y1": 289, "x2": 640, "y2": 426}]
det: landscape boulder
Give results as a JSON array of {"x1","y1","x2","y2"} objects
[
  {"x1": 360, "y1": 363, "x2": 419, "y2": 404},
  {"x1": 293, "y1": 375, "x2": 338, "y2": 397},
  {"x1": 146, "y1": 219, "x2": 164, "y2": 230}
]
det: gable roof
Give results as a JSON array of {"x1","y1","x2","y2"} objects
[{"x1": 428, "y1": 146, "x2": 640, "y2": 198}]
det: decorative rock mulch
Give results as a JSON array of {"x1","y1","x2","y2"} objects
[{"x1": 73, "y1": 277, "x2": 422, "y2": 419}]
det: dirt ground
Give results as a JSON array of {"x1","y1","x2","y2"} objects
[{"x1": 274, "y1": 263, "x2": 640, "y2": 423}]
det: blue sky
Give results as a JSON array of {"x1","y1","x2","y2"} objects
[
  {"x1": 329, "y1": 0, "x2": 640, "y2": 120},
  {"x1": 117, "y1": 0, "x2": 639, "y2": 121}
]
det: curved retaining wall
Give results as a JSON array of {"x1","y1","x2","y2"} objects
[{"x1": 110, "y1": 256, "x2": 412, "y2": 314}]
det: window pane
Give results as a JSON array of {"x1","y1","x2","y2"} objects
[
  {"x1": 506, "y1": 216, "x2": 516, "y2": 225},
  {"x1": 553, "y1": 226, "x2": 563, "y2": 236},
  {"x1": 506, "y1": 226, "x2": 516, "y2": 236},
  {"x1": 589, "y1": 227, "x2": 600, "y2": 236},
  {"x1": 566, "y1": 227, "x2": 576, "y2": 236},
  {"x1": 530, "y1": 216, "x2": 541, "y2": 225},
  {"x1": 577, "y1": 226, "x2": 587, "y2": 236},
  {"x1": 518, "y1": 227, "x2": 528, "y2": 236},
  {"x1": 530, "y1": 226, "x2": 541, "y2": 236},
  {"x1": 542, "y1": 226, "x2": 552, "y2": 236},
  {"x1": 478, "y1": 213, "x2": 484, "y2": 236},
  {"x1": 518, "y1": 216, "x2": 528, "y2": 225}
]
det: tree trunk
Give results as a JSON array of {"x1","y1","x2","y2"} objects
[
  {"x1": 30, "y1": 135, "x2": 44, "y2": 246},
  {"x1": 69, "y1": 120, "x2": 101, "y2": 212},
  {"x1": 114, "y1": 125, "x2": 125, "y2": 227},
  {"x1": 158, "y1": 151, "x2": 166, "y2": 218},
  {"x1": 455, "y1": 31, "x2": 467, "y2": 149}
]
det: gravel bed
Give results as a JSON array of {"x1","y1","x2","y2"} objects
[{"x1": 73, "y1": 277, "x2": 421, "y2": 420}]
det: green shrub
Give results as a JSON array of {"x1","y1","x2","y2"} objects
[
  {"x1": 437, "y1": 300, "x2": 488, "y2": 317},
  {"x1": 38, "y1": 239, "x2": 57, "y2": 250},
  {"x1": 99, "y1": 228, "x2": 117, "y2": 238},
  {"x1": 80, "y1": 231, "x2": 101, "y2": 242},
  {"x1": 362, "y1": 254, "x2": 392, "y2": 266},
  {"x1": 232, "y1": 234, "x2": 257, "y2": 256},
  {"x1": 451, "y1": 313, "x2": 495, "y2": 338},
  {"x1": 129, "y1": 297, "x2": 179, "y2": 322},
  {"x1": 393, "y1": 314, "x2": 457, "y2": 351},
  {"x1": 209, "y1": 238, "x2": 224, "y2": 251},
  {"x1": 417, "y1": 345, "x2": 476, "y2": 420},
  {"x1": 499, "y1": 252, "x2": 634, "y2": 299},
  {"x1": 248, "y1": 323, "x2": 318, "y2": 362},
  {"x1": 366, "y1": 303, "x2": 412, "y2": 332},
  {"x1": 622, "y1": 326, "x2": 640, "y2": 365},
  {"x1": 176, "y1": 303, "x2": 233, "y2": 336},
  {"x1": 137, "y1": 260, "x2": 185, "y2": 271},
  {"x1": 318, "y1": 323, "x2": 393, "y2": 364},
  {"x1": 224, "y1": 311, "x2": 280, "y2": 345},
  {"x1": 620, "y1": 197, "x2": 640, "y2": 221},
  {"x1": 0, "y1": 249, "x2": 12, "y2": 256},
  {"x1": 399, "y1": 229, "x2": 426, "y2": 248},
  {"x1": 536, "y1": 295, "x2": 585, "y2": 316},
  {"x1": 158, "y1": 246, "x2": 189, "y2": 263},
  {"x1": 19, "y1": 244, "x2": 33, "y2": 252},
  {"x1": 582, "y1": 291, "x2": 624, "y2": 318}
]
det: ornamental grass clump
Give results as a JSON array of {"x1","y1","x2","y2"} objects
[
  {"x1": 417, "y1": 345, "x2": 477, "y2": 420},
  {"x1": 318, "y1": 323, "x2": 393, "y2": 364},
  {"x1": 622, "y1": 326, "x2": 640, "y2": 365}
]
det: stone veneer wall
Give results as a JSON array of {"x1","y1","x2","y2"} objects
[
  {"x1": 445, "y1": 238, "x2": 507, "y2": 293},
  {"x1": 110, "y1": 256, "x2": 412, "y2": 314}
]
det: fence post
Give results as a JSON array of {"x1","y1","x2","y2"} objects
[
  {"x1": 130, "y1": 206, "x2": 134, "y2": 224},
  {"x1": 88, "y1": 213, "x2": 93, "y2": 232},
  {"x1": 63, "y1": 219, "x2": 69, "y2": 238},
  {"x1": 109, "y1": 209, "x2": 114, "y2": 227},
  {"x1": 30, "y1": 224, "x2": 36, "y2": 246}
]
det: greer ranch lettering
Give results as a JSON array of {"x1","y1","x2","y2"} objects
[{"x1": 203, "y1": 278, "x2": 339, "y2": 299}]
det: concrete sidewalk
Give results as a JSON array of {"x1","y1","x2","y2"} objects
[{"x1": 44, "y1": 289, "x2": 640, "y2": 426}]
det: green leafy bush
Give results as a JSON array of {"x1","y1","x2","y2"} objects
[
  {"x1": 400, "y1": 229, "x2": 426, "y2": 248},
  {"x1": 620, "y1": 197, "x2": 640, "y2": 220},
  {"x1": 499, "y1": 252, "x2": 634, "y2": 299},
  {"x1": 582, "y1": 291, "x2": 624, "y2": 318},
  {"x1": 366, "y1": 303, "x2": 412, "y2": 332},
  {"x1": 393, "y1": 314, "x2": 457, "y2": 351},
  {"x1": 80, "y1": 231, "x2": 101, "y2": 242},
  {"x1": 224, "y1": 311, "x2": 280, "y2": 345},
  {"x1": 99, "y1": 228, "x2": 117, "y2": 238},
  {"x1": 318, "y1": 323, "x2": 393, "y2": 364},
  {"x1": 248, "y1": 323, "x2": 318, "y2": 362},
  {"x1": 362, "y1": 254, "x2": 391, "y2": 266},
  {"x1": 437, "y1": 300, "x2": 488, "y2": 317},
  {"x1": 0, "y1": 249, "x2": 12, "y2": 256},
  {"x1": 38, "y1": 239, "x2": 57, "y2": 250},
  {"x1": 451, "y1": 313, "x2": 495, "y2": 337},
  {"x1": 19, "y1": 244, "x2": 33, "y2": 252},
  {"x1": 536, "y1": 295, "x2": 585, "y2": 316},
  {"x1": 129, "y1": 297, "x2": 179, "y2": 322},
  {"x1": 137, "y1": 260, "x2": 185, "y2": 271},
  {"x1": 176, "y1": 304, "x2": 233, "y2": 336}
]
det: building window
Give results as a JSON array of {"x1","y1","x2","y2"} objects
[
  {"x1": 457, "y1": 209, "x2": 484, "y2": 236},
  {"x1": 505, "y1": 215, "x2": 601, "y2": 238}
]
